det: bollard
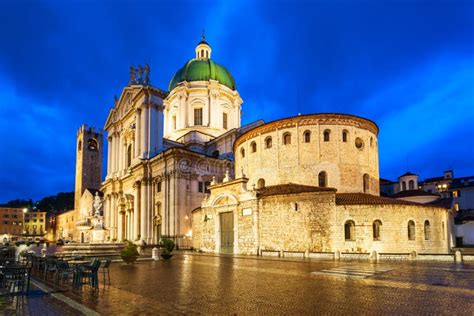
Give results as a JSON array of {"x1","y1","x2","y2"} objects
[
  {"x1": 455, "y1": 250, "x2": 462, "y2": 263},
  {"x1": 152, "y1": 247, "x2": 159, "y2": 261},
  {"x1": 335, "y1": 250, "x2": 341, "y2": 261}
]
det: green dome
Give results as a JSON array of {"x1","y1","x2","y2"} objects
[{"x1": 168, "y1": 58, "x2": 236, "y2": 92}]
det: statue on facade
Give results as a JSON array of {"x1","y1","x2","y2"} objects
[
  {"x1": 137, "y1": 65, "x2": 144, "y2": 83},
  {"x1": 92, "y1": 192, "x2": 104, "y2": 229},
  {"x1": 144, "y1": 64, "x2": 150, "y2": 85},
  {"x1": 130, "y1": 65, "x2": 137, "y2": 84}
]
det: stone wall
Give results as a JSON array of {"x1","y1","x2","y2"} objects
[
  {"x1": 234, "y1": 114, "x2": 379, "y2": 195},
  {"x1": 333, "y1": 204, "x2": 450, "y2": 254}
]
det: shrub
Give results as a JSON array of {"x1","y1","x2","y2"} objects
[
  {"x1": 121, "y1": 241, "x2": 139, "y2": 258},
  {"x1": 160, "y1": 238, "x2": 175, "y2": 255}
]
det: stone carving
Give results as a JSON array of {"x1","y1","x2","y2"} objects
[
  {"x1": 130, "y1": 65, "x2": 137, "y2": 84},
  {"x1": 92, "y1": 192, "x2": 104, "y2": 229},
  {"x1": 144, "y1": 64, "x2": 150, "y2": 85},
  {"x1": 137, "y1": 65, "x2": 144, "y2": 82}
]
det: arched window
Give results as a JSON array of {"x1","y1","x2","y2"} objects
[
  {"x1": 240, "y1": 148, "x2": 245, "y2": 158},
  {"x1": 257, "y1": 178, "x2": 265, "y2": 189},
  {"x1": 323, "y1": 129, "x2": 331, "y2": 142},
  {"x1": 342, "y1": 130, "x2": 348, "y2": 142},
  {"x1": 424, "y1": 220, "x2": 431, "y2": 240},
  {"x1": 201, "y1": 50, "x2": 204, "y2": 58},
  {"x1": 408, "y1": 220, "x2": 415, "y2": 240},
  {"x1": 251, "y1": 141, "x2": 257, "y2": 153},
  {"x1": 206, "y1": 51, "x2": 209, "y2": 59},
  {"x1": 402, "y1": 181, "x2": 407, "y2": 191},
  {"x1": 78, "y1": 140, "x2": 82, "y2": 151},
  {"x1": 88, "y1": 139, "x2": 98, "y2": 151},
  {"x1": 318, "y1": 171, "x2": 327, "y2": 187},
  {"x1": 127, "y1": 144, "x2": 132, "y2": 167},
  {"x1": 265, "y1": 137, "x2": 272, "y2": 149},
  {"x1": 373, "y1": 220, "x2": 382, "y2": 240},
  {"x1": 283, "y1": 133, "x2": 291, "y2": 145},
  {"x1": 303, "y1": 130, "x2": 311, "y2": 143},
  {"x1": 355, "y1": 137, "x2": 364, "y2": 149},
  {"x1": 363, "y1": 174, "x2": 370, "y2": 193},
  {"x1": 344, "y1": 220, "x2": 355, "y2": 241},
  {"x1": 370, "y1": 137, "x2": 373, "y2": 147},
  {"x1": 409, "y1": 180, "x2": 415, "y2": 190}
]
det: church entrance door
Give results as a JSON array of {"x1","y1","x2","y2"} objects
[{"x1": 220, "y1": 212, "x2": 234, "y2": 253}]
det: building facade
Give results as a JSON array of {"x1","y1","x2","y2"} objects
[
  {"x1": 0, "y1": 207, "x2": 23, "y2": 242},
  {"x1": 192, "y1": 115, "x2": 451, "y2": 255},
  {"x1": 101, "y1": 38, "x2": 258, "y2": 246}
]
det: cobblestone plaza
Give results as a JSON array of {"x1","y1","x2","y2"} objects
[{"x1": 25, "y1": 253, "x2": 471, "y2": 314}]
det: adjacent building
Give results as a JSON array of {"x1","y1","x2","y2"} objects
[{"x1": 0, "y1": 207, "x2": 23, "y2": 242}]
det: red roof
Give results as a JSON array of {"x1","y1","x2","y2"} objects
[
  {"x1": 257, "y1": 184, "x2": 336, "y2": 197},
  {"x1": 336, "y1": 193, "x2": 440, "y2": 207}
]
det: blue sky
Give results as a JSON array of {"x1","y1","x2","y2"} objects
[{"x1": 0, "y1": 0, "x2": 473, "y2": 202}]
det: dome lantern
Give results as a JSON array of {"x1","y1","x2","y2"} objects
[{"x1": 195, "y1": 33, "x2": 211, "y2": 60}]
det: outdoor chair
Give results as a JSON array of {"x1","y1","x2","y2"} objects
[
  {"x1": 43, "y1": 258, "x2": 58, "y2": 280},
  {"x1": 100, "y1": 259, "x2": 111, "y2": 286},
  {"x1": 74, "y1": 258, "x2": 101, "y2": 290},
  {"x1": 55, "y1": 260, "x2": 73, "y2": 285}
]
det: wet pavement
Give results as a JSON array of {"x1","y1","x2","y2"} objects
[{"x1": 55, "y1": 252, "x2": 474, "y2": 315}]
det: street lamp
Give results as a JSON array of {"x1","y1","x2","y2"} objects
[{"x1": 23, "y1": 208, "x2": 28, "y2": 213}]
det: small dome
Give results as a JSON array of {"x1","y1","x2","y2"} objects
[{"x1": 168, "y1": 58, "x2": 236, "y2": 92}]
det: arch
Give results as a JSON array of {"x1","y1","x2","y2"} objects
[
  {"x1": 211, "y1": 193, "x2": 239, "y2": 207},
  {"x1": 402, "y1": 181, "x2": 407, "y2": 191},
  {"x1": 78, "y1": 140, "x2": 82, "y2": 151},
  {"x1": 240, "y1": 147, "x2": 245, "y2": 158},
  {"x1": 373, "y1": 220, "x2": 382, "y2": 240},
  {"x1": 318, "y1": 171, "x2": 327, "y2": 187},
  {"x1": 370, "y1": 137, "x2": 374, "y2": 147},
  {"x1": 88, "y1": 139, "x2": 98, "y2": 151},
  {"x1": 303, "y1": 130, "x2": 311, "y2": 143},
  {"x1": 206, "y1": 50, "x2": 209, "y2": 59},
  {"x1": 323, "y1": 129, "x2": 331, "y2": 142},
  {"x1": 265, "y1": 137, "x2": 272, "y2": 149},
  {"x1": 355, "y1": 137, "x2": 364, "y2": 149},
  {"x1": 424, "y1": 220, "x2": 431, "y2": 240},
  {"x1": 283, "y1": 132, "x2": 291, "y2": 145},
  {"x1": 342, "y1": 130, "x2": 348, "y2": 142},
  {"x1": 408, "y1": 220, "x2": 416, "y2": 240},
  {"x1": 363, "y1": 174, "x2": 370, "y2": 193},
  {"x1": 344, "y1": 220, "x2": 355, "y2": 241},
  {"x1": 127, "y1": 144, "x2": 132, "y2": 167},
  {"x1": 250, "y1": 141, "x2": 257, "y2": 153},
  {"x1": 257, "y1": 178, "x2": 265, "y2": 189},
  {"x1": 409, "y1": 180, "x2": 415, "y2": 190}
]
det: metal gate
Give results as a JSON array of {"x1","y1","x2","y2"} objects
[{"x1": 220, "y1": 212, "x2": 234, "y2": 253}]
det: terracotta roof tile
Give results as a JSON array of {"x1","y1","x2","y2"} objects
[
  {"x1": 390, "y1": 190, "x2": 439, "y2": 198},
  {"x1": 257, "y1": 184, "x2": 336, "y2": 197},
  {"x1": 336, "y1": 193, "x2": 433, "y2": 206}
]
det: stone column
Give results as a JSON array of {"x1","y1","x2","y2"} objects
[
  {"x1": 140, "y1": 105, "x2": 148, "y2": 158},
  {"x1": 140, "y1": 179, "x2": 148, "y2": 241},
  {"x1": 107, "y1": 137, "x2": 112, "y2": 175},
  {"x1": 113, "y1": 134, "x2": 118, "y2": 173},
  {"x1": 117, "y1": 209, "x2": 124, "y2": 241},
  {"x1": 133, "y1": 182, "x2": 140, "y2": 240},
  {"x1": 135, "y1": 110, "x2": 141, "y2": 158}
]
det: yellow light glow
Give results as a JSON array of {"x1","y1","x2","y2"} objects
[{"x1": 185, "y1": 230, "x2": 192, "y2": 238}]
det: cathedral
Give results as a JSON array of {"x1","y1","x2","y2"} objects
[
  {"x1": 71, "y1": 36, "x2": 453, "y2": 256},
  {"x1": 100, "y1": 37, "x2": 261, "y2": 247}
]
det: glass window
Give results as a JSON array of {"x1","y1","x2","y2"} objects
[{"x1": 194, "y1": 108, "x2": 203, "y2": 126}]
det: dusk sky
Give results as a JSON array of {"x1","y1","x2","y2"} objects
[{"x1": 0, "y1": 0, "x2": 473, "y2": 203}]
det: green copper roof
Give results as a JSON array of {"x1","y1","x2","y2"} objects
[{"x1": 168, "y1": 58, "x2": 236, "y2": 92}]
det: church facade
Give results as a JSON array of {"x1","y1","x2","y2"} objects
[{"x1": 100, "y1": 38, "x2": 261, "y2": 246}]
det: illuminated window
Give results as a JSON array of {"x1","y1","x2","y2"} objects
[{"x1": 194, "y1": 108, "x2": 203, "y2": 126}]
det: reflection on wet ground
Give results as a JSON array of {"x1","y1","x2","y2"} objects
[{"x1": 52, "y1": 252, "x2": 474, "y2": 315}]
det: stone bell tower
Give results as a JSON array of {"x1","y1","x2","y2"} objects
[{"x1": 75, "y1": 125, "x2": 103, "y2": 210}]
